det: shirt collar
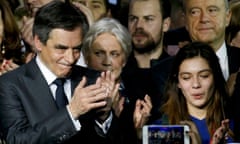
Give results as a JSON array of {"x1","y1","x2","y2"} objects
[
  {"x1": 216, "y1": 42, "x2": 227, "y2": 60},
  {"x1": 36, "y1": 55, "x2": 57, "y2": 85}
]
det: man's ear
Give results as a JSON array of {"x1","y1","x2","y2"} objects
[
  {"x1": 163, "y1": 17, "x2": 171, "y2": 32},
  {"x1": 34, "y1": 35, "x2": 43, "y2": 52},
  {"x1": 225, "y1": 10, "x2": 232, "y2": 27}
]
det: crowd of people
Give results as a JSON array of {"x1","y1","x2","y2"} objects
[{"x1": 0, "y1": 0, "x2": 240, "y2": 143}]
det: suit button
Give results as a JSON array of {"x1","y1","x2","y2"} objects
[{"x1": 59, "y1": 134, "x2": 67, "y2": 141}]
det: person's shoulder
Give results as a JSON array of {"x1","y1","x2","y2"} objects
[
  {"x1": 233, "y1": 70, "x2": 240, "y2": 84},
  {"x1": 151, "y1": 56, "x2": 174, "y2": 84},
  {"x1": 0, "y1": 64, "x2": 29, "y2": 87},
  {"x1": 151, "y1": 56, "x2": 175, "y2": 71},
  {"x1": 227, "y1": 45, "x2": 240, "y2": 53},
  {"x1": 123, "y1": 52, "x2": 138, "y2": 69},
  {"x1": 227, "y1": 45, "x2": 240, "y2": 72},
  {"x1": 0, "y1": 61, "x2": 31, "y2": 79},
  {"x1": 0, "y1": 60, "x2": 39, "y2": 82}
]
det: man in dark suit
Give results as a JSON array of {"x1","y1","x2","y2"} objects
[{"x1": 0, "y1": 1, "x2": 118, "y2": 143}]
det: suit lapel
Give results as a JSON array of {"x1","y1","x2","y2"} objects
[{"x1": 21, "y1": 59, "x2": 58, "y2": 114}]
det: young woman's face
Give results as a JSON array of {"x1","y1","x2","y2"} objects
[{"x1": 178, "y1": 57, "x2": 214, "y2": 109}]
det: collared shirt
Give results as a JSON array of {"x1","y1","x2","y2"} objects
[
  {"x1": 36, "y1": 56, "x2": 81, "y2": 130},
  {"x1": 216, "y1": 42, "x2": 229, "y2": 80},
  {"x1": 36, "y1": 56, "x2": 112, "y2": 134}
]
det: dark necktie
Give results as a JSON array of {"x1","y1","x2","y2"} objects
[{"x1": 53, "y1": 78, "x2": 68, "y2": 108}]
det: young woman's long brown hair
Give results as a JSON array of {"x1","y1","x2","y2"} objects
[{"x1": 161, "y1": 42, "x2": 232, "y2": 137}]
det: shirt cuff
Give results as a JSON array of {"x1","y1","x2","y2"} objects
[{"x1": 67, "y1": 106, "x2": 81, "y2": 131}]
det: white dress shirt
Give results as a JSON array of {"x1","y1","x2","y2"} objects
[
  {"x1": 216, "y1": 42, "x2": 229, "y2": 80},
  {"x1": 36, "y1": 56, "x2": 112, "y2": 134},
  {"x1": 36, "y1": 56, "x2": 81, "y2": 130}
]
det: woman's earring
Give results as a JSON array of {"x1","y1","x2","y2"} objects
[{"x1": 1, "y1": 45, "x2": 5, "y2": 55}]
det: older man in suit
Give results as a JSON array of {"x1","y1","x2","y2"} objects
[
  {"x1": 0, "y1": 1, "x2": 118, "y2": 143},
  {"x1": 182, "y1": 0, "x2": 240, "y2": 79}
]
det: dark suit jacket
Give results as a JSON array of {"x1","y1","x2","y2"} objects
[
  {"x1": 227, "y1": 45, "x2": 240, "y2": 74},
  {"x1": 231, "y1": 72, "x2": 240, "y2": 141},
  {"x1": 228, "y1": 45, "x2": 240, "y2": 141},
  {"x1": 0, "y1": 58, "x2": 113, "y2": 144}
]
